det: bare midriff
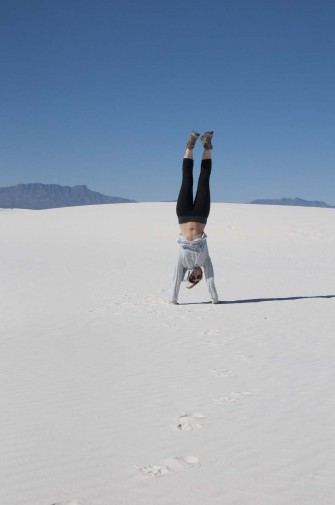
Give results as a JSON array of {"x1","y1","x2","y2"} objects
[{"x1": 179, "y1": 221, "x2": 206, "y2": 241}]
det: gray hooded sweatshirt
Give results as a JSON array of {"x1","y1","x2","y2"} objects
[{"x1": 171, "y1": 232, "x2": 218, "y2": 303}]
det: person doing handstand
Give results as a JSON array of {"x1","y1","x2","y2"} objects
[{"x1": 170, "y1": 131, "x2": 219, "y2": 304}]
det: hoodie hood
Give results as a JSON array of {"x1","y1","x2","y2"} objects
[{"x1": 177, "y1": 233, "x2": 208, "y2": 267}]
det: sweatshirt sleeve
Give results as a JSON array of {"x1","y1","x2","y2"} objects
[
  {"x1": 203, "y1": 256, "x2": 219, "y2": 302},
  {"x1": 170, "y1": 256, "x2": 185, "y2": 304}
]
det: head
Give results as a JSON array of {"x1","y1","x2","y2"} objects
[{"x1": 189, "y1": 266, "x2": 203, "y2": 285}]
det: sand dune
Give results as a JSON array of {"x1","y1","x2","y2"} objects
[{"x1": 1, "y1": 202, "x2": 335, "y2": 505}]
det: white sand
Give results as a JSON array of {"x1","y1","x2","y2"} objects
[{"x1": 1, "y1": 202, "x2": 335, "y2": 505}]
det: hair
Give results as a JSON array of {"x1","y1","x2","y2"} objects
[{"x1": 190, "y1": 266, "x2": 203, "y2": 283}]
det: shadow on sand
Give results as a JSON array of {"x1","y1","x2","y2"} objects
[{"x1": 180, "y1": 295, "x2": 335, "y2": 305}]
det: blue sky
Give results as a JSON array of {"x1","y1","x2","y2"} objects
[{"x1": 1, "y1": 0, "x2": 334, "y2": 203}]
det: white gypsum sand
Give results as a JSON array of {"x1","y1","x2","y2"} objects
[{"x1": 1, "y1": 202, "x2": 335, "y2": 505}]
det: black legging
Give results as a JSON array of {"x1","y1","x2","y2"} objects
[{"x1": 176, "y1": 158, "x2": 212, "y2": 224}]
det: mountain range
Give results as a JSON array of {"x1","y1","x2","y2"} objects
[
  {"x1": 250, "y1": 197, "x2": 334, "y2": 208},
  {"x1": 1, "y1": 185, "x2": 333, "y2": 210},
  {"x1": 0, "y1": 183, "x2": 136, "y2": 210}
]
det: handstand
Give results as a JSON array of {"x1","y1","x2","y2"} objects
[{"x1": 170, "y1": 131, "x2": 219, "y2": 304}]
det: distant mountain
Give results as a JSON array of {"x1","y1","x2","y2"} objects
[
  {"x1": 250, "y1": 197, "x2": 334, "y2": 208},
  {"x1": 0, "y1": 183, "x2": 136, "y2": 210}
]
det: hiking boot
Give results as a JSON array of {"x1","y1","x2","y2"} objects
[
  {"x1": 186, "y1": 131, "x2": 200, "y2": 149},
  {"x1": 201, "y1": 131, "x2": 214, "y2": 150}
]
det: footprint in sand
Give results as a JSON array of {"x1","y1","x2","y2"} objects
[
  {"x1": 177, "y1": 412, "x2": 205, "y2": 431},
  {"x1": 203, "y1": 330, "x2": 225, "y2": 346},
  {"x1": 140, "y1": 464, "x2": 169, "y2": 477},
  {"x1": 207, "y1": 339, "x2": 225, "y2": 347},
  {"x1": 213, "y1": 391, "x2": 253, "y2": 404},
  {"x1": 233, "y1": 354, "x2": 255, "y2": 363},
  {"x1": 51, "y1": 501, "x2": 88, "y2": 505},
  {"x1": 202, "y1": 329, "x2": 221, "y2": 336},
  {"x1": 209, "y1": 368, "x2": 231, "y2": 377},
  {"x1": 89, "y1": 307, "x2": 106, "y2": 314},
  {"x1": 140, "y1": 456, "x2": 199, "y2": 477}
]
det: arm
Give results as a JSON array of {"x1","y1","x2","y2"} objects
[
  {"x1": 203, "y1": 256, "x2": 219, "y2": 303},
  {"x1": 170, "y1": 256, "x2": 186, "y2": 304}
]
